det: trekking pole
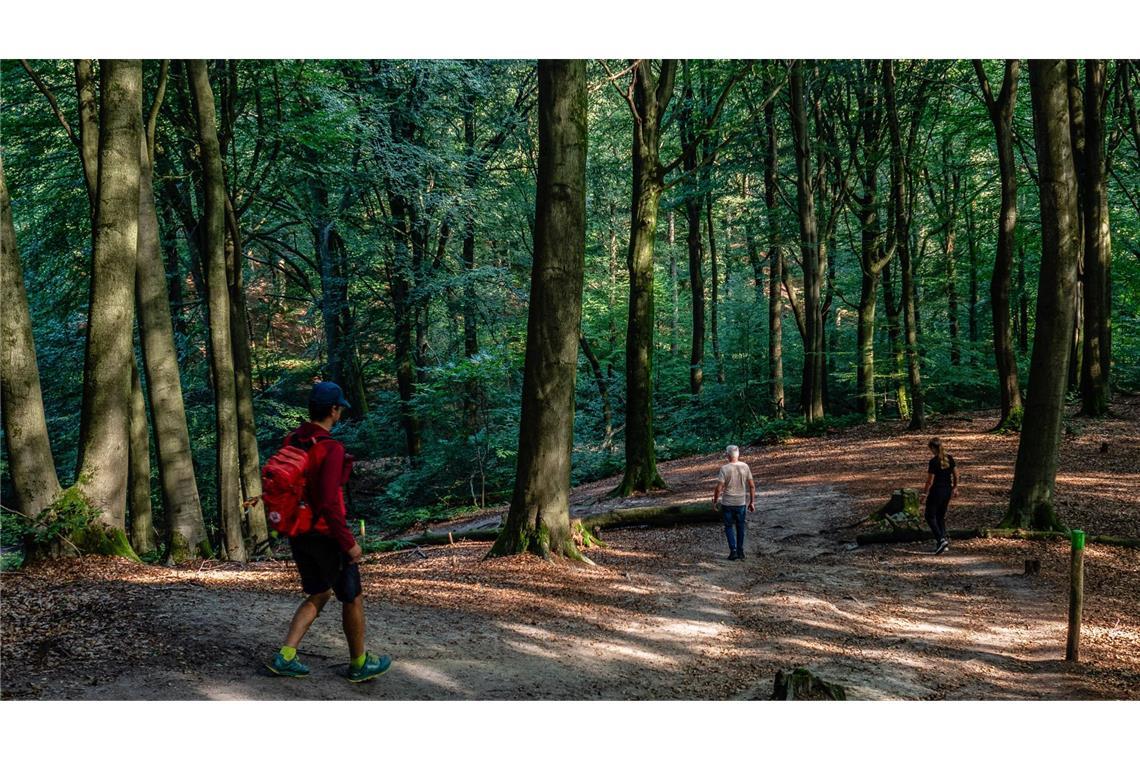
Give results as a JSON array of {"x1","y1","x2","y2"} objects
[{"x1": 1065, "y1": 529, "x2": 1085, "y2": 662}]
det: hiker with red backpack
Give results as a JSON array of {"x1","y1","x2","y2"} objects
[{"x1": 263, "y1": 381, "x2": 391, "y2": 683}]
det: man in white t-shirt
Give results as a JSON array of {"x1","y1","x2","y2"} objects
[{"x1": 711, "y1": 445, "x2": 755, "y2": 561}]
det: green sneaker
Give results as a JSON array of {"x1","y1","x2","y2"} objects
[
  {"x1": 265, "y1": 652, "x2": 310, "y2": 678},
  {"x1": 346, "y1": 652, "x2": 392, "y2": 683}
]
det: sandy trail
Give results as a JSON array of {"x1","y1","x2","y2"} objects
[{"x1": 5, "y1": 436, "x2": 1135, "y2": 700}]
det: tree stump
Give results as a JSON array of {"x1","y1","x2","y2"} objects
[
  {"x1": 772, "y1": 668, "x2": 847, "y2": 700},
  {"x1": 872, "y1": 488, "x2": 921, "y2": 526}
]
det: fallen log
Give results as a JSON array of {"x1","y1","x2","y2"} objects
[
  {"x1": 368, "y1": 503, "x2": 723, "y2": 555},
  {"x1": 855, "y1": 527, "x2": 1140, "y2": 549}
]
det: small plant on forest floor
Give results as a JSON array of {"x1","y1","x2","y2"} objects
[{"x1": 994, "y1": 406, "x2": 1024, "y2": 434}]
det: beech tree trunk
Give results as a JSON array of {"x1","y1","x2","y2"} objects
[
  {"x1": 1, "y1": 157, "x2": 62, "y2": 520},
  {"x1": 189, "y1": 59, "x2": 246, "y2": 561},
  {"x1": 884, "y1": 60, "x2": 925, "y2": 430},
  {"x1": 974, "y1": 59, "x2": 1024, "y2": 427},
  {"x1": 135, "y1": 126, "x2": 211, "y2": 561},
  {"x1": 1005, "y1": 60, "x2": 1081, "y2": 531},
  {"x1": 763, "y1": 98, "x2": 785, "y2": 418},
  {"x1": 488, "y1": 60, "x2": 587, "y2": 560},
  {"x1": 1079, "y1": 59, "x2": 1111, "y2": 416},
  {"x1": 74, "y1": 60, "x2": 143, "y2": 555},
  {"x1": 225, "y1": 200, "x2": 269, "y2": 551},
  {"x1": 789, "y1": 61, "x2": 825, "y2": 422},
  {"x1": 614, "y1": 60, "x2": 675, "y2": 496},
  {"x1": 461, "y1": 91, "x2": 481, "y2": 435},
  {"x1": 680, "y1": 66, "x2": 705, "y2": 397},
  {"x1": 707, "y1": 194, "x2": 725, "y2": 385},
  {"x1": 127, "y1": 357, "x2": 155, "y2": 554}
]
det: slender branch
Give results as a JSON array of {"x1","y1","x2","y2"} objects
[
  {"x1": 20, "y1": 60, "x2": 79, "y2": 146},
  {"x1": 146, "y1": 60, "x2": 169, "y2": 163}
]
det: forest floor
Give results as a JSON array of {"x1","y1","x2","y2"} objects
[{"x1": 2, "y1": 402, "x2": 1139, "y2": 700}]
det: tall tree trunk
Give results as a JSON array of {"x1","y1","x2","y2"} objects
[
  {"x1": 668, "y1": 212, "x2": 679, "y2": 357},
  {"x1": 224, "y1": 199, "x2": 269, "y2": 551},
  {"x1": 189, "y1": 59, "x2": 245, "y2": 561},
  {"x1": 1004, "y1": 60, "x2": 1081, "y2": 531},
  {"x1": 127, "y1": 356, "x2": 155, "y2": 554},
  {"x1": 966, "y1": 198, "x2": 979, "y2": 348},
  {"x1": 74, "y1": 60, "x2": 143, "y2": 558},
  {"x1": 707, "y1": 194, "x2": 725, "y2": 384},
  {"x1": 763, "y1": 98, "x2": 785, "y2": 418},
  {"x1": 680, "y1": 66, "x2": 705, "y2": 397},
  {"x1": 462, "y1": 91, "x2": 481, "y2": 435},
  {"x1": 1018, "y1": 242, "x2": 1029, "y2": 355},
  {"x1": 388, "y1": 193, "x2": 422, "y2": 460},
  {"x1": 1079, "y1": 59, "x2": 1111, "y2": 416},
  {"x1": 1066, "y1": 61, "x2": 1087, "y2": 394},
  {"x1": 488, "y1": 60, "x2": 587, "y2": 560},
  {"x1": 884, "y1": 60, "x2": 925, "y2": 429},
  {"x1": 882, "y1": 260, "x2": 909, "y2": 419},
  {"x1": 136, "y1": 126, "x2": 211, "y2": 561},
  {"x1": 789, "y1": 61, "x2": 825, "y2": 421},
  {"x1": 974, "y1": 59, "x2": 1024, "y2": 427},
  {"x1": 945, "y1": 172, "x2": 961, "y2": 367},
  {"x1": 614, "y1": 60, "x2": 675, "y2": 496},
  {"x1": 1, "y1": 157, "x2": 62, "y2": 520}
]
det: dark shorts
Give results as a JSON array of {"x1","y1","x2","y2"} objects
[{"x1": 289, "y1": 533, "x2": 362, "y2": 603}]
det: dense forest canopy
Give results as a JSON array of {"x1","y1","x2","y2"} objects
[{"x1": 1, "y1": 59, "x2": 1138, "y2": 560}]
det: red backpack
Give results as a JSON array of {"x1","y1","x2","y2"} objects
[{"x1": 261, "y1": 431, "x2": 330, "y2": 538}]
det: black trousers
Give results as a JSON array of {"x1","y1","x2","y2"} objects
[{"x1": 925, "y1": 489, "x2": 951, "y2": 542}]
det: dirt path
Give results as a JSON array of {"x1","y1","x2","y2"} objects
[{"x1": 3, "y1": 444, "x2": 1136, "y2": 700}]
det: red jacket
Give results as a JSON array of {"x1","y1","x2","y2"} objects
[{"x1": 285, "y1": 422, "x2": 356, "y2": 553}]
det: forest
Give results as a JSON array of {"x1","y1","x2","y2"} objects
[{"x1": 1, "y1": 58, "x2": 1139, "y2": 701}]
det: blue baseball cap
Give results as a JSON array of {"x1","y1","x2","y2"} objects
[{"x1": 309, "y1": 381, "x2": 351, "y2": 409}]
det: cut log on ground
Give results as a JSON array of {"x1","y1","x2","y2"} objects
[
  {"x1": 771, "y1": 668, "x2": 847, "y2": 700},
  {"x1": 855, "y1": 527, "x2": 1140, "y2": 549}
]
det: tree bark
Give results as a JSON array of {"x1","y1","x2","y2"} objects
[
  {"x1": 1079, "y1": 59, "x2": 1111, "y2": 416},
  {"x1": 225, "y1": 199, "x2": 269, "y2": 551},
  {"x1": 884, "y1": 60, "x2": 925, "y2": 430},
  {"x1": 0, "y1": 157, "x2": 62, "y2": 520},
  {"x1": 1004, "y1": 60, "x2": 1081, "y2": 531},
  {"x1": 614, "y1": 60, "x2": 675, "y2": 496},
  {"x1": 127, "y1": 356, "x2": 155, "y2": 554},
  {"x1": 707, "y1": 193, "x2": 725, "y2": 385},
  {"x1": 74, "y1": 60, "x2": 143, "y2": 554},
  {"x1": 974, "y1": 59, "x2": 1024, "y2": 427},
  {"x1": 763, "y1": 97, "x2": 785, "y2": 418},
  {"x1": 680, "y1": 66, "x2": 705, "y2": 397},
  {"x1": 135, "y1": 125, "x2": 211, "y2": 561},
  {"x1": 461, "y1": 90, "x2": 481, "y2": 435},
  {"x1": 789, "y1": 61, "x2": 825, "y2": 422},
  {"x1": 189, "y1": 59, "x2": 245, "y2": 561},
  {"x1": 488, "y1": 60, "x2": 588, "y2": 560}
]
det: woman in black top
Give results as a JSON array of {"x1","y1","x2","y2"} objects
[{"x1": 922, "y1": 437, "x2": 959, "y2": 554}]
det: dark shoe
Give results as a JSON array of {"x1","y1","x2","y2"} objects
[
  {"x1": 346, "y1": 652, "x2": 392, "y2": 683},
  {"x1": 934, "y1": 540, "x2": 949, "y2": 555},
  {"x1": 726, "y1": 552, "x2": 739, "y2": 561},
  {"x1": 265, "y1": 652, "x2": 310, "y2": 678},
  {"x1": 737, "y1": 549, "x2": 745, "y2": 559}
]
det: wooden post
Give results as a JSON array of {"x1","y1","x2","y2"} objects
[{"x1": 1065, "y1": 529, "x2": 1085, "y2": 662}]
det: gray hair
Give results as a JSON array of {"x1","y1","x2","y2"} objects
[{"x1": 725, "y1": 445, "x2": 740, "y2": 459}]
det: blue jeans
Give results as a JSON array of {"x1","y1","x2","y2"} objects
[{"x1": 721, "y1": 505, "x2": 746, "y2": 553}]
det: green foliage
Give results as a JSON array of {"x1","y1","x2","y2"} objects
[{"x1": 4, "y1": 484, "x2": 99, "y2": 550}]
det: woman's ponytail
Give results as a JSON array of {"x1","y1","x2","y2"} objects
[{"x1": 929, "y1": 437, "x2": 949, "y2": 469}]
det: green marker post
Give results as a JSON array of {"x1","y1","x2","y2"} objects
[
  {"x1": 359, "y1": 519, "x2": 366, "y2": 538},
  {"x1": 1066, "y1": 529, "x2": 1085, "y2": 662}
]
